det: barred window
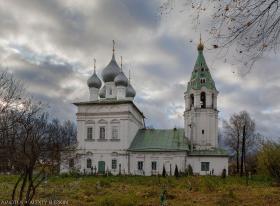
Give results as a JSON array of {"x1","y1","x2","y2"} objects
[
  {"x1": 138, "y1": 161, "x2": 143, "y2": 170},
  {"x1": 151, "y1": 161, "x2": 157, "y2": 171},
  {"x1": 69, "y1": 159, "x2": 74, "y2": 168},
  {"x1": 112, "y1": 126, "x2": 118, "y2": 139},
  {"x1": 201, "y1": 162, "x2": 209, "y2": 171},
  {"x1": 87, "y1": 127, "x2": 93, "y2": 139},
  {"x1": 100, "y1": 127, "x2": 105, "y2": 139},
  {"x1": 112, "y1": 159, "x2": 117, "y2": 169},
  {"x1": 87, "y1": 159, "x2": 92, "y2": 168}
]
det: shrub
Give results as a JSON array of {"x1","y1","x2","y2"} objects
[
  {"x1": 257, "y1": 141, "x2": 280, "y2": 183},
  {"x1": 174, "y1": 165, "x2": 179, "y2": 178},
  {"x1": 221, "y1": 169, "x2": 227, "y2": 179},
  {"x1": 186, "y1": 164, "x2": 193, "y2": 176},
  {"x1": 162, "y1": 165, "x2": 166, "y2": 177}
]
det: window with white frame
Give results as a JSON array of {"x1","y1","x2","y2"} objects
[
  {"x1": 112, "y1": 159, "x2": 117, "y2": 170},
  {"x1": 69, "y1": 159, "x2": 74, "y2": 168},
  {"x1": 87, "y1": 127, "x2": 93, "y2": 140},
  {"x1": 151, "y1": 161, "x2": 157, "y2": 171},
  {"x1": 138, "y1": 161, "x2": 143, "y2": 170},
  {"x1": 99, "y1": 126, "x2": 105, "y2": 139},
  {"x1": 200, "y1": 78, "x2": 206, "y2": 84},
  {"x1": 87, "y1": 158, "x2": 92, "y2": 168},
  {"x1": 201, "y1": 162, "x2": 210, "y2": 171},
  {"x1": 112, "y1": 126, "x2": 118, "y2": 139}
]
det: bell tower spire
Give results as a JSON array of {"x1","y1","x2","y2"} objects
[{"x1": 184, "y1": 36, "x2": 219, "y2": 150}]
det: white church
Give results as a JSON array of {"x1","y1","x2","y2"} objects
[{"x1": 61, "y1": 40, "x2": 228, "y2": 176}]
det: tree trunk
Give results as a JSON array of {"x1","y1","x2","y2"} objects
[
  {"x1": 236, "y1": 133, "x2": 240, "y2": 174},
  {"x1": 12, "y1": 173, "x2": 24, "y2": 206},
  {"x1": 240, "y1": 125, "x2": 246, "y2": 177},
  {"x1": 18, "y1": 169, "x2": 28, "y2": 206}
]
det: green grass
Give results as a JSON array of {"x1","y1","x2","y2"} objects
[{"x1": 0, "y1": 175, "x2": 279, "y2": 206}]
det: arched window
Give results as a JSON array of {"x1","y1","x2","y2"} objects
[
  {"x1": 87, "y1": 158, "x2": 92, "y2": 168},
  {"x1": 212, "y1": 93, "x2": 214, "y2": 108},
  {"x1": 200, "y1": 92, "x2": 206, "y2": 108},
  {"x1": 189, "y1": 94, "x2": 194, "y2": 109}
]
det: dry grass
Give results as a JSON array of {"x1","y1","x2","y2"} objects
[{"x1": 0, "y1": 175, "x2": 279, "y2": 206}]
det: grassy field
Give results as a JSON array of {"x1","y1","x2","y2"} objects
[{"x1": 0, "y1": 175, "x2": 279, "y2": 206}]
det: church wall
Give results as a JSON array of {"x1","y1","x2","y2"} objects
[
  {"x1": 185, "y1": 109, "x2": 218, "y2": 149},
  {"x1": 76, "y1": 103, "x2": 143, "y2": 151},
  {"x1": 129, "y1": 152, "x2": 186, "y2": 176},
  {"x1": 69, "y1": 149, "x2": 130, "y2": 175},
  {"x1": 187, "y1": 156, "x2": 228, "y2": 176}
]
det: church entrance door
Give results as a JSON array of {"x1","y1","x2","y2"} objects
[{"x1": 98, "y1": 161, "x2": 105, "y2": 174}]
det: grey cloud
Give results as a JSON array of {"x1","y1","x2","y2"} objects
[{"x1": 0, "y1": 0, "x2": 279, "y2": 139}]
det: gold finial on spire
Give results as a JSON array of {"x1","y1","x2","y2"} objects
[
  {"x1": 94, "y1": 58, "x2": 96, "y2": 73},
  {"x1": 197, "y1": 33, "x2": 204, "y2": 51},
  {"x1": 112, "y1": 40, "x2": 115, "y2": 54},
  {"x1": 120, "y1": 56, "x2": 123, "y2": 70}
]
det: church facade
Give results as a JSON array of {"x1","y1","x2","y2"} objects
[{"x1": 60, "y1": 41, "x2": 228, "y2": 176}]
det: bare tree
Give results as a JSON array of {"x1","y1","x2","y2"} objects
[
  {"x1": 160, "y1": 0, "x2": 280, "y2": 72},
  {"x1": 0, "y1": 71, "x2": 23, "y2": 113},
  {"x1": 0, "y1": 72, "x2": 77, "y2": 205},
  {"x1": 223, "y1": 111, "x2": 256, "y2": 175},
  {"x1": 0, "y1": 71, "x2": 25, "y2": 173}
]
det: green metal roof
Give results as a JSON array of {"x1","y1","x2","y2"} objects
[
  {"x1": 187, "y1": 47, "x2": 216, "y2": 92},
  {"x1": 189, "y1": 148, "x2": 228, "y2": 157},
  {"x1": 128, "y1": 129, "x2": 190, "y2": 152}
]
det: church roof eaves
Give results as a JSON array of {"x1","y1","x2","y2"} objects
[
  {"x1": 73, "y1": 100, "x2": 145, "y2": 118},
  {"x1": 188, "y1": 148, "x2": 228, "y2": 157}
]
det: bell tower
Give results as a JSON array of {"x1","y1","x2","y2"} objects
[{"x1": 184, "y1": 37, "x2": 219, "y2": 150}]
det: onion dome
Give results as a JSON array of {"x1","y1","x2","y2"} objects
[
  {"x1": 87, "y1": 58, "x2": 102, "y2": 89},
  {"x1": 99, "y1": 86, "x2": 106, "y2": 98},
  {"x1": 87, "y1": 73, "x2": 102, "y2": 89},
  {"x1": 114, "y1": 72, "x2": 128, "y2": 87},
  {"x1": 101, "y1": 41, "x2": 121, "y2": 82},
  {"x1": 114, "y1": 57, "x2": 128, "y2": 87},
  {"x1": 126, "y1": 83, "x2": 136, "y2": 98}
]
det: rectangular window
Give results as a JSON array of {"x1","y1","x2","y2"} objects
[
  {"x1": 87, "y1": 159, "x2": 92, "y2": 168},
  {"x1": 87, "y1": 127, "x2": 93, "y2": 139},
  {"x1": 151, "y1": 161, "x2": 157, "y2": 171},
  {"x1": 138, "y1": 161, "x2": 143, "y2": 170},
  {"x1": 112, "y1": 126, "x2": 118, "y2": 139},
  {"x1": 202, "y1": 129, "x2": 204, "y2": 134},
  {"x1": 112, "y1": 159, "x2": 117, "y2": 169},
  {"x1": 201, "y1": 162, "x2": 210, "y2": 171},
  {"x1": 100, "y1": 126, "x2": 105, "y2": 139},
  {"x1": 69, "y1": 159, "x2": 74, "y2": 168}
]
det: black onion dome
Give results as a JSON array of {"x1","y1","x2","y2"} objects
[
  {"x1": 99, "y1": 86, "x2": 106, "y2": 98},
  {"x1": 101, "y1": 54, "x2": 121, "y2": 82},
  {"x1": 126, "y1": 83, "x2": 136, "y2": 98},
  {"x1": 114, "y1": 71, "x2": 128, "y2": 87},
  {"x1": 87, "y1": 73, "x2": 102, "y2": 89}
]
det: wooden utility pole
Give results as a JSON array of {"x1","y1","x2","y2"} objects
[{"x1": 240, "y1": 125, "x2": 246, "y2": 177}]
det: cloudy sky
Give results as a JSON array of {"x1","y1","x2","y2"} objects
[{"x1": 0, "y1": 0, "x2": 279, "y2": 139}]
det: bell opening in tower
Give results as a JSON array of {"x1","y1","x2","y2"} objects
[
  {"x1": 200, "y1": 92, "x2": 206, "y2": 108},
  {"x1": 189, "y1": 94, "x2": 194, "y2": 109}
]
